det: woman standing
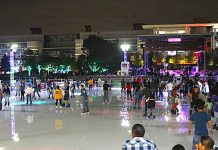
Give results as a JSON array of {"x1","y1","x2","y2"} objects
[{"x1": 3, "y1": 84, "x2": 10, "y2": 107}]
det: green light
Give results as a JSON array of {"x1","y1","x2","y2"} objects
[
  {"x1": 88, "y1": 62, "x2": 100, "y2": 73},
  {"x1": 27, "y1": 66, "x2": 32, "y2": 76},
  {"x1": 36, "y1": 65, "x2": 42, "y2": 74}
]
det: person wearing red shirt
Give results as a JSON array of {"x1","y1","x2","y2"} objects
[{"x1": 126, "y1": 82, "x2": 132, "y2": 99}]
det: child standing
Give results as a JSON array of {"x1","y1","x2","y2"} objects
[
  {"x1": 54, "y1": 86, "x2": 63, "y2": 109},
  {"x1": 171, "y1": 95, "x2": 179, "y2": 115}
]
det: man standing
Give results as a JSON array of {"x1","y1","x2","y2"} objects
[
  {"x1": 81, "y1": 84, "x2": 89, "y2": 115},
  {"x1": 188, "y1": 102, "x2": 213, "y2": 150},
  {"x1": 26, "y1": 84, "x2": 33, "y2": 105},
  {"x1": 20, "y1": 81, "x2": 25, "y2": 101},
  {"x1": 3, "y1": 84, "x2": 10, "y2": 107},
  {"x1": 15, "y1": 80, "x2": 21, "y2": 97},
  {"x1": 103, "y1": 81, "x2": 110, "y2": 104},
  {"x1": 121, "y1": 78, "x2": 126, "y2": 94},
  {"x1": 122, "y1": 124, "x2": 158, "y2": 150},
  {"x1": 166, "y1": 80, "x2": 174, "y2": 99},
  {"x1": 63, "y1": 81, "x2": 70, "y2": 108},
  {"x1": 33, "y1": 83, "x2": 41, "y2": 99}
]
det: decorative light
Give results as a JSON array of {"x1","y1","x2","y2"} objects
[
  {"x1": 10, "y1": 44, "x2": 18, "y2": 52},
  {"x1": 168, "y1": 38, "x2": 181, "y2": 42},
  {"x1": 36, "y1": 65, "x2": 42, "y2": 74},
  {"x1": 10, "y1": 98, "x2": 19, "y2": 142},
  {"x1": 120, "y1": 44, "x2": 130, "y2": 52},
  {"x1": 26, "y1": 66, "x2": 32, "y2": 76}
]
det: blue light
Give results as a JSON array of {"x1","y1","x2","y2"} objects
[{"x1": 14, "y1": 100, "x2": 49, "y2": 106}]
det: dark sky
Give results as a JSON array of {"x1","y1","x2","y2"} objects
[{"x1": 0, "y1": 0, "x2": 218, "y2": 35}]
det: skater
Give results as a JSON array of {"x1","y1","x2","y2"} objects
[
  {"x1": 20, "y1": 81, "x2": 25, "y2": 101},
  {"x1": 15, "y1": 80, "x2": 21, "y2": 97},
  {"x1": 33, "y1": 83, "x2": 41, "y2": 99},
  {"x1": 121, "y1": 78, "x2": 126, "y2": 93},
  {"x1": 81, "y1": 84, "x2": 89, "y2": 115},
  {"x1": 126, "y1": 82, "x2": 132, "y2": 99},
  {"x1": 48, "y1": 85, "x2": 54, "y2": 99},
  {"x1": 3, "y1": 84, "x2": 10, "y2": 107},
  {"x1": 103, "y1": 81, "x2": 110, "y2": 104},
  {"x1": 70, "y1": 83, "x2": 76, "y2": 99},
  {"x1": 142, "y1": 85, "x2": 151, "y2": 116},
  {"x1": 134, "y1": 86, "x2": 142, "y2": 109},
  {"x1": 88, "y1": 78, "x2": 93, "y2": 90},
  {"x1": 25, "y1": 84, "x2": 33, "y2": 105},
  {"x1": 54, "y1": 86, "x2": 63, "y2": 109},
  {"x1": 63, "y1": 81, "x2": 70, "y2": 108}
]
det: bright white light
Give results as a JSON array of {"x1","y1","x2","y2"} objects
[
  {"x1": 159, "y1": 31, "x2": 166, "y2": 34},
  {"x1": 121, "y1": 119, "x2": 130, "y2": 127},
  {"x1": 0, "y1": 147, "x2": 6, "y2": 150},
  {"x1": 178, "y1": 30, "x2": 185, "y2": 34},
  {"x1": 10, "y1": 44, "x2": 18, "y2": 52},
  {"x1": 164, "y1": 115, "x2": 169, "y2": 122},
  {"x1": 120, "y1": 44, "x2": 130, "y2": 51},
  {"x1": 12, "y1": 134, "x2": 20, "y2": 142}
]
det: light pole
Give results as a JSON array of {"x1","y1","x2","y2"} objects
[
  {"x1": 120, "y1": 44, "x2": 130, "y2": 76},
  {"x1": 10, "y1": 44, "x2": 18, "y2": 86},
  {"x1": 120, "y1": 44, "x2": 130, "y2": 62}
]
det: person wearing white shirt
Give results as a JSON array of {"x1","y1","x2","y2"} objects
[
  {"x1": 201, "y1": 81, "x2": 209, "y2": 95},
  {"x1": 198, "y1": 81, "x2": 202, "y2": 92},
  {"x1": 26, "y1": 84, "x2": 33, "y2": 105},
  {"x1": 166, "y1": 81, "x2": 174, "y2": 99}
]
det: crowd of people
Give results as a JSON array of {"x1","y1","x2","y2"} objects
[{"x1": 0, "y1": 73, "x2": 218, "y2": 149}]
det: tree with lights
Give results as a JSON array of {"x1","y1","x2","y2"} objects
[{"x1": 82, "y1": 35, "x2": 122, "y2": 73}]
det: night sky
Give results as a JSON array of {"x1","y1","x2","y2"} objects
[{"x1": 0, "y1": 0, "x2": 218, "y2": 35}]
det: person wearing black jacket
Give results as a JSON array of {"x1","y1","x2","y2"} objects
[
  {"x1": 103, "y1": 81, "x2": 110, "y2": 104},
  {"x1": 142, "y1": 85, "x2": 152, "y2": 116},
  {"x1": 3, "y1": 84, "x2": 10, "y2": 107}
]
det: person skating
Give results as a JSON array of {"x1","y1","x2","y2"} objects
[
  {"x1": 20, "y1": 81, "x2": 25, "y2": 101},
  {"x1": 126, "y1": 82, "x2": 132, "y2": 99},
  {"x1": 25, "y1": 84, "x2": 33, "y2": 105},
  {"x1": 70, "y1": 83, "x2": 75, "y2": 99},
  {"x1": 121, "y1": 78, "x2": 126, "y2": 94},
  {"x1": 33, "y1": 83, "x2": 41, "y2": 99},
  {"x1": 54, "y1": 86, "x2": 63, "y2": 109},
  {"x1": 63, "y1": 81, "x2": 70, "y2": 108},
  {"x1": 3, "y1": 84, "x2": 10, "y2": 107},
  {"x1": 80, "y1": 84, "x2": 89, "y2": 115},
  {"x1": 48, "y1": 85, "x2": 54, "y2": 99},
  {"x1": 15, "y1": 80, "x2": 21, "y2": 97},
  {"x1": 188, "y1": 102, "x2": 213, "y2": 150},
  {"x1": 103, "y1": 81, "x2": 110, "y2": 104}
]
